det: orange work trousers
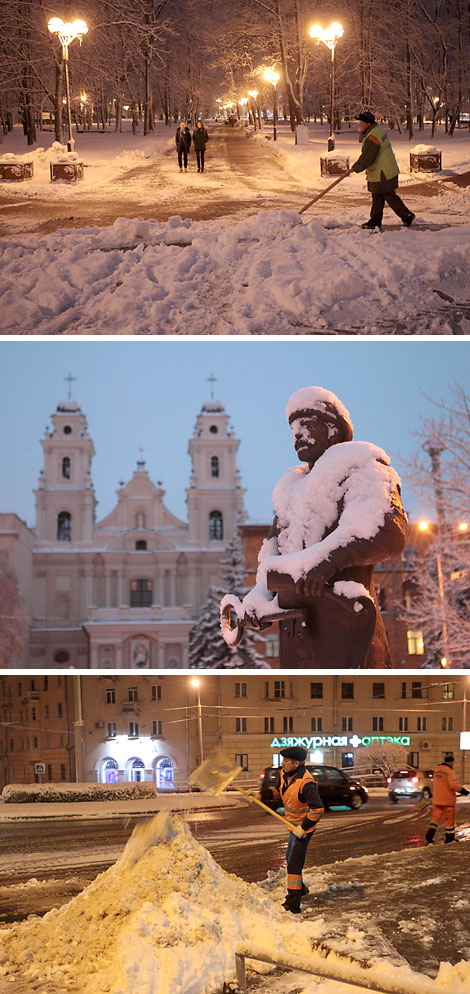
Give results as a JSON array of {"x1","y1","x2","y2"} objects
[{"x1": 430, "y1": 804, "x2": 455, "y2": 830}]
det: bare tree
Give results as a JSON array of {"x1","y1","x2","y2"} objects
[{"x1": 0, "y1": 555, "x2": 29, "y2": 667}]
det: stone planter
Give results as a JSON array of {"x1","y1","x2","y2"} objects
[
  {"x1": 320, "y1": 155, "x2": 350, "y2": 176},
  {"x1": 0, "y1": 161, "x2": 33, "y2": 181},
  {"x1": 410, "y1": 150, "x2": 441, "y2": 172},
  {"x1": 50, "y1": 161, "x2": 84, "y2": 182}
]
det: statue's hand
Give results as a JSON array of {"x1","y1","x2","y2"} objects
[
  {"x1": 295, "y1": 561, "x2": 335, "y2": 598},
  {"x1": 243, "y1": 610, "x2": 264, "y2": 629}
]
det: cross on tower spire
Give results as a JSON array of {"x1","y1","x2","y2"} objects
[
  {"x1": 64, "y1": 373, "x2": 76, "y2": 399},
  {"x1": 207, "y1": 373, "x2": 217, "y2": 399}
]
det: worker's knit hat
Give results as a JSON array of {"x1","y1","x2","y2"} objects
[{"x1": 280, "y1": 746, "x2": 307, "y2": 762}]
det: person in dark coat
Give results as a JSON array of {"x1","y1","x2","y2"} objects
[
  {"x1": 237, "y1": 386, "x2": 407, "y2": 668},
  {"x1": 175, "y1": 122, "x2": 191, "y2": 172},
  {"x1": 350, "y1": 111, "x2": 415, "y2": 230},
  {"x1": 193, "y1": 120, "x2": 209, "y2": 172},
  {"x1": 266, "y1": 746, "x2": 324, "y2": 913}
]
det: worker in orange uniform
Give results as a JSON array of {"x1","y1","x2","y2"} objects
[
  {"x1": 425, "y1": 752, "x2": 469, "y2": 845},
  {"x1": 269, "y1": 746, "x2": 324, "y2": 913}
]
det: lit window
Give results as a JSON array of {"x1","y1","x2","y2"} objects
[
  {"x1": 265, "y1": 633, "x2": 279, "y2": 658},
  {"x1": 407, "y1": 630, "x2": 424, "y2": 655}
]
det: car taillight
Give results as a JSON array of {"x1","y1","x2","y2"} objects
[
  {"x1": 411, "y1": 776, "x2": 419, "y2": 783},
  {"x1": 386, "y1": 777, "x2": 392, "y2": 784},
  {"x1": 259, "y1": 773, "x2": 265, "y2": 779}
]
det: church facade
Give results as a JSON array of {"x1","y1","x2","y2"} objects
[{"x1": 1, "y1": 390, "x2": 245, "y2": 668}]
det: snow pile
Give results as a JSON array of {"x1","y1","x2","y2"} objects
[
  {"x1": 1, "y1": 208, "x2": 470, "y2": 334},
  {"x1": 0, "y1": 152, "x2": 33, "y2": 164},
  {"x1": 410, "y1": 145, "x2": 441, "y2": 155},
  {"x1": 2, "y1": 781, "x2": 156, "y2": 803},
  {"x1": 0, "y1": 813, "x2": 312, "y2": 993}
]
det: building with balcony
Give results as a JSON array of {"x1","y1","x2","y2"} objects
[{"x1": 1, "y1": 674, "x2": 468, "y2": 791}]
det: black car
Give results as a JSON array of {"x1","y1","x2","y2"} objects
[{"x1": 259, "y1": 764, "x2": 368, "y2": 811}]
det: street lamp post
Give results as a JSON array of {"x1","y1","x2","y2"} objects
[
  {"x1": 309, "y1": 22, "x2": 344, "y2": 151},
  {"x1": 73, "y1": 675, "x2": 85, "y2": 783},
  {"x1": 48, "y1": 17, "x2": 88, "y2": 151},
  {"x1": 191, "y1": 678, "x2": 204, "y2": 764}
]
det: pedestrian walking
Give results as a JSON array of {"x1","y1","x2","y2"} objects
[
  {"x1": 265, "y1": 746, "x2": 324, "y2": 913},
  {"x1": 350, "y1": 111, "x2": 416, "y2": 230},
  {"x1": 175, "y1": 122, "x2": 191, "y2": 172},
  {"x1": 193, "y1": 120, "x2": 209, "y2": 173},
  {"x1": 425, "y1": 753, "x2": 469, "y2": 845}
]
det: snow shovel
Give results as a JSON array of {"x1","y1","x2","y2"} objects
[
  {"x1": 299, "y1": 169, "x2": 351, "y2": 215},
  {"x1": 189, "y1": 747, "x2": 306, "y2": 837}
]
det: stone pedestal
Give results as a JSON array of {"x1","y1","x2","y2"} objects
[
  {"x1": 0, "y1": 161, "x2": 33, "y2": 181},
  {"x1": 410, "y1": 151, "x2": 441, "y2": 172},
  {"x1": 320, "y1": 155, "x2": 350, "y2": 176},
  {"x1": 295, "y1": 124, "x2": 309, "y2": 146},
  {"x1": 50, "y1": 161, "x2": 84, "y2": 182}
]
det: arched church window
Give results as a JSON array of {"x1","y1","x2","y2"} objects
[
  {"x1": 209, "y1": 510, "x2": 223, "y2": 541},
  {"x1": 57, "y1": 511, "x2": 72, "y2": 542},
  {"x1": 211, "y1": 456, "x2": 219, "y2": 478},
  {"x1": 62, "y1": 457, "x2": 71, "y2": 479}
]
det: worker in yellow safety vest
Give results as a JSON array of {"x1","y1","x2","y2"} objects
[{"x1": 350, "y1": 110, "x2": 415, "y2": 231}]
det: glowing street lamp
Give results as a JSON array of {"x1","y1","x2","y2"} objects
[
  {"x1": 309, "y1": 21, "x2": 343, "y2": 151},
  {"x1": 48, "y1": 17, "x2": 88, "y2": 151},
  {"x1": 263, "y1": 68, "x2": 280, "y2": 141}
]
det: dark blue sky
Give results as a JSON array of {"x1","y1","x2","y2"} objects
[{"x1": 1, "y1": 340, "x2": 467, "y2": 528}]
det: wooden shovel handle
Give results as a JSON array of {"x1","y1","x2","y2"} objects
[
  {"x1": 299, "y1": 170, "x2": 351, "y2": 215},
  {"x1": 235, "y1": 785, "x2": 303, "y2": 836}
]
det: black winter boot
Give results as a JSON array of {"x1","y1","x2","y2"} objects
[
  {"x1": 425, "y1": 826, "x2": 436, "y2": 845},
  {"x1": 444, "y1": 831, "x2": 456, "y2": 844},
  {"x1": 362, "y1": 220, "x2": 381, "y2": 230}
]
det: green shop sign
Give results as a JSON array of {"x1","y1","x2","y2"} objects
[{"x1": 270, "y1": 734, "x2": 411, "y2": 750}]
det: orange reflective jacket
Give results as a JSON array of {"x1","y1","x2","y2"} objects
[
  {"x1": 272, "y1": 767, "x2": 324, "y2": 830},
  {"x1": 432, "y1": 763, "x2": 463, "y2": 806}
]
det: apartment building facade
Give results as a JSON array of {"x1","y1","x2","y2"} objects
[{"x1": 1, "y1": 673, "x2": 468, "y2": 790}]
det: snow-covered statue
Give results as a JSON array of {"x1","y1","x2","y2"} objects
[{"x1": 221, "y1": 386, "x2": 407, "y2": 667}]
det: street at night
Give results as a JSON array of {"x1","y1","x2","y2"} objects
[{"x1": 0, "y1": 794, "x2": 469, "y2": 993}]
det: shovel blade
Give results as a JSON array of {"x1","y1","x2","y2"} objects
[{"x1": 189, "y1": 747, "x2": 243, "y2": 796}]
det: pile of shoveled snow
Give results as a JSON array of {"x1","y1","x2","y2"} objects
[
  {"x1": 1, "y1": 209, "x2": 470, "y2": 334},
  {"x1": 0, "y1": 813, "x2": 312, "y2": 993},
  {"x1": 1, "y1": 814, "x2": 469, "y2": 994}
]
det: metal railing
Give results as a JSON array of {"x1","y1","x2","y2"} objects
[{"x1": 234, "y1": 944, "x2": 443, "y2": 994}]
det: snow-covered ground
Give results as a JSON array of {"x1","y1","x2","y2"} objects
[
  {"x1": 0, "y1": 122, "x2": 469, "y2": 334},
  {"x1": 0, "y1": 812, "x2": 469, "y2": 994}
]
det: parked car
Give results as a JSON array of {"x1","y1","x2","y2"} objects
[
  {"x1": 259, "y1": 764, "x2": 368, "y2": 811},
  {"x1": 387, "y1": 768, "x2": 434, "y2": 803}
]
